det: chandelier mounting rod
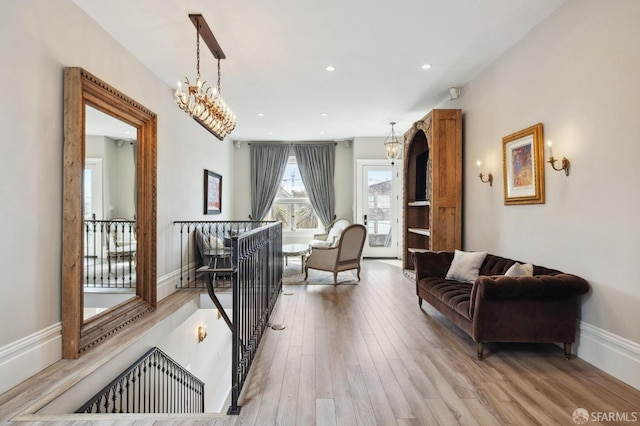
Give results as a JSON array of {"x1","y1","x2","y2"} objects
[{"x1": 188, "y1": 14, "x2": 226, "y2": 60}]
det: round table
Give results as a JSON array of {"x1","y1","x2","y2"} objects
[{"x1": 282, "y1": 244, "x2": 311, "y2": 272}]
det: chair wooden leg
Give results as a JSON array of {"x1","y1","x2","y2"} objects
[
  {"x1": 418, "y1": 297, "x2": 423, "y2": 307},
  {"x1": 304, "y1": 267, "x2": 308, "y2": 281},
  {"x1": 356, "y1": 267, "x2": 361, "y2": 281},
  {"x1": 564, "y1": 343, "x2": 572, "y2": 360},
  {"x1": 333, "y1": 272, "x2": 338, "y2": 286},
  {"x1": 477, "y1": 343, "x2": 484, "y2": 360}
]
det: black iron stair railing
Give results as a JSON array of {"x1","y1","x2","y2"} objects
[
  {"x1": 76, "y1": 347, "x2": 204, "y2": 414},
  {"x1": 174, "y1": 220, "x2": 283, "y2": 414}
]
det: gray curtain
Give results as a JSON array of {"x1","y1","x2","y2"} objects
[
  {"x1": 250, "y1": 144, "x2": 290, "y2": 220},
  {"x1": 293, "y1": 144, "x2": 335, "y2": 227}
]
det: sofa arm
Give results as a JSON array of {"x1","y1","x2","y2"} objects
[
  {"x1": 412, "y1": 251, "x2": 454, "y2": 280},
  {"x1": 473, "y1": 274, "x2": 590, "y2": 299}
]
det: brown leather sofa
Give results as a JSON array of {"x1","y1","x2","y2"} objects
[{"x1": 412, "y1": 251, "x2": 590, "y2": 360}]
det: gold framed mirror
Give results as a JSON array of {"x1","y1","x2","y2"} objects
[{"x1": 62, "y1": 67, "x2": 157, "y2": 358}]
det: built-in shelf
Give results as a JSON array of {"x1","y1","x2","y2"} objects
[
  {"x1": 408, "y1": 228, "x2": 430, "y2": 236},
  {"x1": 403, "y1": 109, "x2": 462, "y2": 271},
  {"x1": 407, "y1": 200, "x2": 430, "y2": 207},
  {"x1": 407, "y1": 247, "x2": 430, "y2": 254}
]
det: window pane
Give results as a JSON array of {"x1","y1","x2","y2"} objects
[
  {"x1": 377, "y1": 194, "x2": 391, "y2": 209},
  {"x1": 269, "y1": 203, "x2": 290, "y2": 229},
  {"x1": 281, "y1": 158, "x2": 307, "y2": 198},
  {"x1": 367, "y1": 169, "x2": 393, "y2": 247},
  {"x1": 294, "y1": 203, "x2": 318, "y2": 229},
  {"x1": 83, "y1": 169, "x2": 92, "y2": 220},
  {"x1": 269, "y1": 156, "x2": 321, "y2": 232}
]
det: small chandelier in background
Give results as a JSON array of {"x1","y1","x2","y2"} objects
[
  {"x1": 384, "y1": 121, "x2": 402, "y2": 165},
  {"x1": 175, "y1": 14, "x2": 236, "y2": 141}
]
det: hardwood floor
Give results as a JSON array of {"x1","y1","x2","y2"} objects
[
  {"x1": 3, "y1": 259, "x2": 639, "y2": 425},
  {"x1": 229, "y1": 259, "x2": 640, "y2": 425}
]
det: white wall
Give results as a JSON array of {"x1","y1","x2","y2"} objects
[
  {"x1": 457, "y1": 0, "x2": 640, "y2": 387},
  {"x1": 0, "y1": 0, "x2": 234, "y2": 394}
]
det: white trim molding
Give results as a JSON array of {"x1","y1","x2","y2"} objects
[
  {"x1": 156, "y1": 262, "x2": 198, "y2": 302},
  {"x1": 576, "y1": 321, "x2": 640, "y2": 391},
  {"x1": 0, "y1": 323, "x2": 62, "y2": 395}
]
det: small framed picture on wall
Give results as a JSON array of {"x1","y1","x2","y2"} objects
[
  {"x1": 204, "y1": 169, "x2": 222, "y2": 214},
  {"x1": 502, "y1": 123, "x2": 545, "y2": 205}
]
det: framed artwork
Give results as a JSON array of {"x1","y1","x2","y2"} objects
[
  {"x1": 204, "y1": 169, "x2": 222, "y2": 214},
  {"x1": 502, "y1": 123, "x2": 545, "y2": 205}
]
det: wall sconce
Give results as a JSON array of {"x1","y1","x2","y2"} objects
[
  {"x1": 546, "y1": 140, "x2": 570, "y2": 176},
  {"x1": 233, "y1": 140, "x2": 241, "y2": 149},
  {"x1": 476, "y1": 160, "x2": 493, "y2": 186},
  {"x1": 449, "y1": 87, "x2": 461, "y2": 100},
  {"x1": 197, "y1": 324, "x2": 207, "y2": 343}
]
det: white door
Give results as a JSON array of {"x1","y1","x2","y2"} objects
[
  {"x1": 83, "y1": 158, "x2": 104, "y2": 258},
  {"x1": 356, "y1": 160, "x2": 401, "y2": 258}
]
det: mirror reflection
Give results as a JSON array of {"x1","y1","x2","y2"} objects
[{"x1": 83, "y1": 105, "x2": 137, "y2": 320}]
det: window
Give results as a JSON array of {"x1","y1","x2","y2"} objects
[{"x1": 266, "y1": 156, "x2": 320, "y2": 232}]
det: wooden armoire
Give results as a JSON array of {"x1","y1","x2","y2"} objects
[{"x1": 403, "y1": 109, "x2": 462, "y2": 272}]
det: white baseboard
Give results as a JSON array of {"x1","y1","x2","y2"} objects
[
  {"x1": 0, "y1": 267, "x2": 196, "y2": 396},
  {"x1": 576, "y1": 321, "x2": 640, "y2": 390},
  {"x1": 0, "y1": 323, "x2": 61, "y2": 395},
  {"x1": 157, "y1": 262, "x2": 197, "y2": 301}
]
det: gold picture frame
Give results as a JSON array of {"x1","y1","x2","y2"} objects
[{"x1": 502, "y1": 123, "x2": 545, "y2": 205}]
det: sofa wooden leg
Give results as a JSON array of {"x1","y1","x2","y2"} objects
[
  {"x1": 418, "y1": 297, "x2": 422, "y2": 307},
  {"x1": 564, "y1": 343, "x2": 572, "y2": 360},
  {"x1": 477, "y1": 343, "x2": 484, "y2": 360}
]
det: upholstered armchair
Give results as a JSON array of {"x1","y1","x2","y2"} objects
[
  {"x1": 310, "y1": 218, "x2": 350, "y2": 248},
  {"x1": 106, "y1": 219, "x2": 137, "y2": 274},
  {"x1": 304, "y1": 224, "x2": 366, "y2": 285}
]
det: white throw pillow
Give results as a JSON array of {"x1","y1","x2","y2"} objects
[
  {"x1": 445, "y1": 250, "x2": 488, "y2": 284},
  {"x1": 208, "y1": 236, "x2": 225, "y2": 250},
  {"x1": 504, "y1": 262, "x2": 534, "y2": 277}
]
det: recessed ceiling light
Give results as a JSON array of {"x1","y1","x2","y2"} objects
[
  {"x1": 257, "y1": 113, "x2": 264, "y2": 117},
  {"x1": 421, "y1": 64, "x2": 432, "y2": 70},
  {"x1": 325, "y1": 66, "x2": 336, "y2": 72},
  {"x1": 320, "y1": 113, "x2": 328, "y2": 117},
  {"x1": 319, "y1": 131, "x2": 325, "y2": 135},
  {"x1": 268, "y1": 132, "x2": 273, "y2": 135}
]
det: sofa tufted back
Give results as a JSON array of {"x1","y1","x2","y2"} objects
[{"x1": 479, "y1": 254, "x2": 562, "y2": 276}]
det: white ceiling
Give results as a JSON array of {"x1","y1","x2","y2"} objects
[{"x1": 74, "y1": 0, "x2": 565, "y2": 142}]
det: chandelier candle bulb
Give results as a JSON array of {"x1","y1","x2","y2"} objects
[{"x1": 546, "y1": 139, "x2": 570, "y2": 176}]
